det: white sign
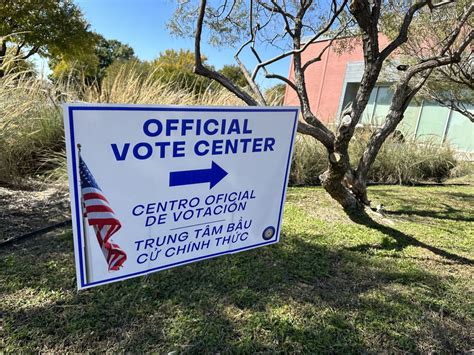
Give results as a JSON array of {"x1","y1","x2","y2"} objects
[{"x1": 64, "y1": 104, "x2": 299, "y2": 289}]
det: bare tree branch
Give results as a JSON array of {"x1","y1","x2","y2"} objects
[
  {"x1": 437, "y1": 62, "x2": 473, "y2": 88},
  {"x1": 429, "y1": 0, "x2": 456, "y2": 9},
  {"x1": 430, "y1": 95, "x2": 474, "y2": 122},
  {"x1": 406, "y1": 29, "x2": 473, "y2": 80},
  {"x1": 194, "y1": 0, "x2": 259, "y2": 106},
  {"x1": 256, "y1": 0, "x2": 296, "y2": 38},
  {"x1": 214, "y1": 0, "x2": 229, "y2": 17},
  {"x1": 301, "y1": 22, "x2": 351, "y2": 71},
  {"x1": 20, "y1": 46, "x2": 39, "y2": 60},
  {"x1": 290, "y1": 6, "x2": 336, "y2": 149},
  {"x1": 265, "y1": 73, "x2": 298, "y2": 91},
  {"x1": 251, "y1": 0, "x2": 348, "y2": 80},
  {"x1": 356, "y1": 4, "x2": 474, "y2": 182},
  {"x1": 380, "y1": 0, "x2": 431, "y2": 61},
  {"x1": 246, "y1": 44, "x2": 298, "y2": 96},
  {"x1": 233, "y1": 0, "x2": 267, "y2": 105},
  {"x1": 234, "y1": 55, "x2": 267, "y2": 105},
  {"x1": 14, "y1": 41, "x2": 26, "y2": 56}
]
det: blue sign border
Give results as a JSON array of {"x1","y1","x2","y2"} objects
[{"x1": 67, "y1": 105, "x2": 299, "y2": 288}]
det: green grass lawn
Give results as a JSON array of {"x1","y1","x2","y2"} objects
[{"x1": 1, "y1": 185, "x2": 473, "y2": 352}]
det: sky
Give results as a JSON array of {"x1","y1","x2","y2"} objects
[{"x1": 36, "y1": 0, "x2": 290, "y2": 88}]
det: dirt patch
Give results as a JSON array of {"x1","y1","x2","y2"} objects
[{"x1": 0, "y1": 183, "x2": 70, "y2": 243}]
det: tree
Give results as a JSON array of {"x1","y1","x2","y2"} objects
[
  {"x1": 0, "y1": 0, "x2": 96, "y2": 77},
  {"x1": 219, "y1": 65, "x2": 248, "y2": 87},
  {"x1": 103, "y1": 58, "x2": 153, "y2": 84},
  {"x1": 50, "y1": 34, "x2": 135, "y2": 84},
  {"x1": 384, "y1": 1, "x2": 474, "y2": 122},
  {"x1": 151, "y1": 49, "x2": 213, "y2": 95},
  {"x1": 94, "y1": 35, "x2": 135, "y2": 81},
  {"x1": 170, "y1": 0, "x2": 473, "y2": 210},
  {"x1": 50, "y1": 48, "x2": 99, "y2": 82}
]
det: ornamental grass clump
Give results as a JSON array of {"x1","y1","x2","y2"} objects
[
  {"x1": 0, "y1": 67, "x2": 243, "y2": 183},
  {"x1": 0, "y1": 67, "x2": 461, "y2": 186}
]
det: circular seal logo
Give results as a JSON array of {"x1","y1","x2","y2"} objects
[{"x1": 262, "y1": 226, "x2": 276, "y2": 240}]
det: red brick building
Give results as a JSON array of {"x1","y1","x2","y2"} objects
[
  {"x1": 283, "y1": 36, "x2": 473, "y2": 153},
  {"x1": 284, "y1": 35, "x2": 390, "y2": 124}
]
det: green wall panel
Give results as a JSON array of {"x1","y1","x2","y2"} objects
[
  {"x1": 341, "y1": 83, "x2": 472, "y2": 152},
  {"x1": 372, "y1": 86, "x2": 392, "y2": 125},
  {"x1": 398, "y1": 102, "x2": 420, "y2": 138},
  {"x1": 445, "y1": 106, "x2": 474, "y2": 152},
  {"x1": 415, "y1": 101, "x2": 450, "y2": 144},
  {"x1": 360, "y1": 88, "x2": 377, "y2": 124}
]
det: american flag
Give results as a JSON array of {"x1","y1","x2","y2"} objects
[{"x1": 79, "y1": 155, "x2": 127, "y2": 271}]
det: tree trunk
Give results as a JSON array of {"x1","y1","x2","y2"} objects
[
  {"x1": 189, "y1": 0, "x2": 471, "y2": 213},
  {"x1": 355, "y1": 82, "x2": 412, "y2": 194},
  {"x1": 0, "y1": 40, "x2": 7, "y2": 78},
  {"x1": 319, "y1": 60, "x2": 382, "y2": 210},
  {"x1": 319, "y1": 148, "x2": 361, "y2": 210}
]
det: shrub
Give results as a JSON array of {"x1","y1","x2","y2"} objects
[
  {"x1": 289, "y1": 127, "x2": 459, "y2": 186},
  {"x1": 349, "y1": 128, "x2": 457, "y2": 184},
  {"x1": 289, "y1": 135, "x2": 327, "y2": 186}
]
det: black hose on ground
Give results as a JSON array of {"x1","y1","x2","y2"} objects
[{"x1": 0, "y1": 219, "x2": 72, "y2": 248}]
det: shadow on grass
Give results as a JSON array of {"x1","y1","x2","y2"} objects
[
  {"x1": 385, "y1": 203, "x2": 474, "y2": 223},
  {"x1": 371, "y1": 188, "x2": 474, "y2": 223},
  {"x1": 345, "y1": 210, "x2": 473, "y2": 265},
  {"x1": 437, "y1": 191, "x2": 474, "y2": 201},
  {"x1": 1, "y1": 227, "x2": 471, "y2": 352}
]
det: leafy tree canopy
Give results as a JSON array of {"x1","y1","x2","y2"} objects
[
  {"x1": 151, "y1": 49, "x2": 204, "y2": 75},
  {"x1": 150, "y1": 49, "x2": 214, "y2": 94},
  {"x1": 103, "y1": 49, "x2": 244, "y2": 96},
  {"x1": 95, "y1": 36, "x2": 135, "y2": 73},
  {"x1": 218, "y1": 65, "x2": 247, "y2": 87},
  {"x1": 0, "y1": 0, "x2": 96, "y2": 61},
  {"x1": 50, "y1": 33, "x2": 135, "y2": 83}
]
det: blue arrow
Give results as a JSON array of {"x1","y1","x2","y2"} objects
[{"x1": 169, "y1": 161, "x2": 228, "y2": 189}]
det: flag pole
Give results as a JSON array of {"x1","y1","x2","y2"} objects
[{"x1": 78, "y1": 144, "x2": 92, "y2": 284}]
